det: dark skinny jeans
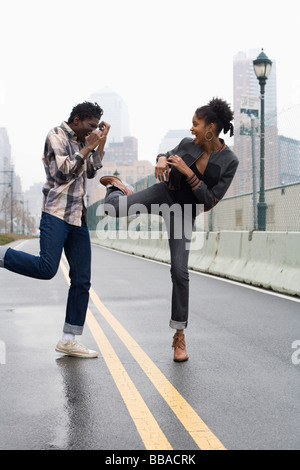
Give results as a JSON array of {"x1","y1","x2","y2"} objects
[{"x1": 104, "y1": 182, "x2": 197, "y2": 330}]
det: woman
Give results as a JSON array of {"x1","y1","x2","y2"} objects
[{"x1": 100, "y1": 98, "x2": 239, "y2": 362}]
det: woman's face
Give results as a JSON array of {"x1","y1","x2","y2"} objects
[{"x1": 190, "y1": 114, "x2": 212, "y2": 146}]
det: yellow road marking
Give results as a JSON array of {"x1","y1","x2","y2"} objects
[
  {"x1": 60, "y1": 254, "x2": 226, "y2": 450},
  {"x1": 59, "y1": 259, "x2": 172, "y2": 451},
  {"x1": 88, "y1": 287, "x2": 226, "y2": 451},
  {"x1": 86, "y1": 309, "x2": 173, "y2": 450}
]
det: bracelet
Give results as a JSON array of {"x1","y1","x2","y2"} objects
[{"x1": 186, "y1": 173, "x2": 201, "y2": 190}]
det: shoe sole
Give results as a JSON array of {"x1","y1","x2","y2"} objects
[
  {"x1": 173, "y1": 356, "x2": 189, "y2": 362},
  {"x1": 55, "y1": 347, "x2": 98, "y2": 358},
  {"x1": 100, "y1": 176, "x2": 133, "y2": 195}
]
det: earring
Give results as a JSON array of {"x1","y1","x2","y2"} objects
[{"x1": 205, "y1": 131, "x2": 213, "y2": 142}]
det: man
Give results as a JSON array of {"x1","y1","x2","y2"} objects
[{"x1": 0, "y1": 101, "x2": 110, "y2": 358}]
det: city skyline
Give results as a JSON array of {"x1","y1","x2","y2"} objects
[
  {"x1": 89, "y1": 87, "x2": 131, "y2": 144},
  {"x1": 1, "y1": 70, "x2": 299, "y2": 195},
  {"x1": 0, "y1": 0, "x2": 299, "y2": 191}
]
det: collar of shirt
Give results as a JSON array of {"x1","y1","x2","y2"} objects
[
  {"x1": 60, "y1": 121, "x2": 85, "y2": 150},
  {"x1": 61, "y1": 121, "x2": 76, "y2": 137}
]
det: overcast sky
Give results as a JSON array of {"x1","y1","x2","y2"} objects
[{"x1": 0, "y1": 0, "x2": 299, "y2": 190}]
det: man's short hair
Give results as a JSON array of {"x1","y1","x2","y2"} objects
[{"x1": 67, "y1": 101, "x2": 103, "y2": 123}]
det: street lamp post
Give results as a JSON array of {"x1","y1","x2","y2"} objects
[{"x1": 253, "y1": 49, "x2": 272, "y2": 231}]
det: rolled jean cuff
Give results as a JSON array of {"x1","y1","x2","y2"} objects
[
  {"x1": 169, "y1": 319, "x2": 188, "y2": 330},
  {"x1": 63, "y1": 322, "x2": 84, "y2": 335},
  {"x1": 0, "y1": 246, "x2": 8, "y2": 268}
]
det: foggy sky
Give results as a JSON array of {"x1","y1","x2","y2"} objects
[{"x1": 0, "y1": 0, "x2": 299, "y2": 190}]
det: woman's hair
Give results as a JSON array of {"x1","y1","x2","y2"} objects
[
  {"x1": 67, "y1": 101, "x2": 104, "y2": 123},
  {"x1": 195, "y1": 97, "x2": 234, "y2": 137}
]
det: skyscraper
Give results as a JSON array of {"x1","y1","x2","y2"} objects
[
  {"x1": 158, "y1": 129, "x2": 190, "y2": 154},
  {"x1": 87, "y1": 87, "x2": 143, "y2": 204},
  {"x1": 0, "y1": 127, "x2": 12, "y2": 209},
  {"x1": 278, "y1": 135, "x2": 300, "y2": 185},
  {"x1": 0, "y1": 127, "x2": 11, "y2": 173},
  {"x1": 233, "y1": 49, "x2": 278, "y2": 195},
  {"x1": 89, "y1": 87, "x2": 130, "y2": 143},
  {"x1": 0, "y1": 128, "x2": 12, "y2": 230}
]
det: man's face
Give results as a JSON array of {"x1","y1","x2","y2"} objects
[{"x1": 72, "y1": 116, "x2": 100, "y2": 142}]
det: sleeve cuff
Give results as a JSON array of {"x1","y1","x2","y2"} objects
[
  {"x1": 187, "y1": 173, "x2": 201, "y2": 190},
  {"x1": 89, "y1": 149, "x2": 103, "y2": 170}
]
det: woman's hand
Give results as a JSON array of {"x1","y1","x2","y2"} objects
[
  {"x1": 155, "y1": 156, "x2": 169, "y2": 182},
  {"x1": 167, "y1": 155, "x2": 193, "y2": 178}
]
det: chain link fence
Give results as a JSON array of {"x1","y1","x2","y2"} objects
[
  {"x1": 87, "y1": 179, "x2": 300, "y2": 234},
  {"x1": 209, "y1": 182, "x2": 300, "y2": 232},
  {"x1": 87, "y1": 103, "x2": 300, "y2": 233}
]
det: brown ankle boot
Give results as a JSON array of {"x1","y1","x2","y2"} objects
[{"x1": 172, "y1": 332, "x2": 189, "y2": 362}]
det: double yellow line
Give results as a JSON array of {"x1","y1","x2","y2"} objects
[{"x1": 60, "y1": 258, "x2": 226, "y2": 451}]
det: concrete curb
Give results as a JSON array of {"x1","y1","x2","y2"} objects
[{"x1": 90, "y1": 230, "x2": 300, "y2": 297}]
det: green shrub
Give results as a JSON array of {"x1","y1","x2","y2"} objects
[{"x1": 0, "y1": 234, "x2": 15, "y2": 245}]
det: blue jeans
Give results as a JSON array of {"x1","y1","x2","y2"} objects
[
  {"x1": 104, "y1": 183, "x2": 196, "y2": 330},
  {"x1": 2, "y1": 212, "x2": 91, "y2": 335}
]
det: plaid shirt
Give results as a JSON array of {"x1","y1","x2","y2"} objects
[{"x1": 42, "y1": 121, "x2": 102, "y2": 226}]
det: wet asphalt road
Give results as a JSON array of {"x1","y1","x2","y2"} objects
[{"x1": 0, "y1": 238, "x2": 300, "y2": 451}]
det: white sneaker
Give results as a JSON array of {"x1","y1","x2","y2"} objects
[{"x1": 55, "y1": 339, "x2": 98, "y2": 358}]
